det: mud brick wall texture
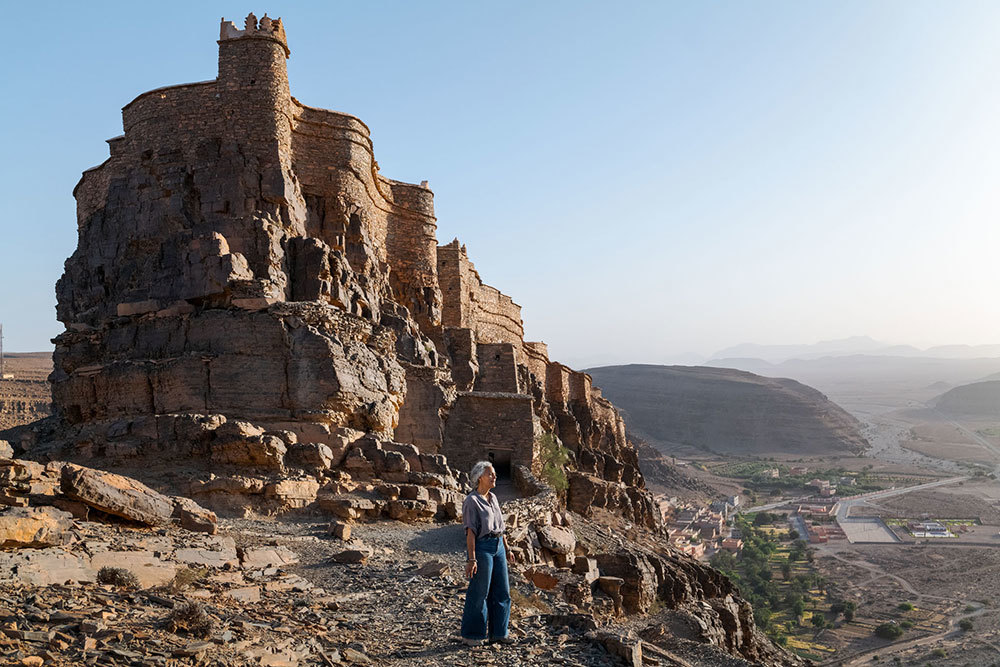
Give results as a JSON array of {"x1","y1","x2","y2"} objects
[{"x1": 32, "y1": 14, "x2": 658, "y2": 529}]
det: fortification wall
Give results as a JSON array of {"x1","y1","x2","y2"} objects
[
  {"x1": 289, "y1": 104, "x2": 441, "y2": 328},
  {"x1": 384, "y1": 179, "x2": 440, "y2": 329},
  {"x1": 121, "y1": 82, "x2": 223, "y2": 156},
  {"x1": 436, "y1": 240, "x2": 523, "y2": 350},
  {"x1": 523, "y1": 341, "x2": 549, "y2": 387},
  {"x1": 546, "y1": 362, "x2": 571, "y2": 404}
]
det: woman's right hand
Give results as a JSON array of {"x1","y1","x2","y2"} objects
[{"x1": 465, "y1": 560, "x2": 477, "y2": 579}]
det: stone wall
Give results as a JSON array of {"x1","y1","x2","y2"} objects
[
  {"x1": 441, "y1": 393, "x2": 536, "y2": 473},
  {"x1": 436, "y1": 240, "x2": 524, "y2": 352},
  {"x1": 473, "y1": 343, "x2": 520, "y2": 394}
]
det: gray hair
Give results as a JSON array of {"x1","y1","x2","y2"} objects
[{"x1": 469, "y1": 461, "x2": 494, "y2": 489}]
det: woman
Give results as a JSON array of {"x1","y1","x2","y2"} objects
[{"x1": 460, "y1": 461, "x2": 513, "y2": 646}]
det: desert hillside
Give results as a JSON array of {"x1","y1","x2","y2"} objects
[
  {"x1": 586, "y1": 364, "x2": 868, "y2": 458},
  {"x1": 933, "y1": 380, "x2": 1000, "y2": 416},
  {"x1": 0, "y1": 351, "x2": 52, "y2": 430}
]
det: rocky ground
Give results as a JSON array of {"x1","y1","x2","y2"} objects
[
  {"x1": 1, "y1": 511, "x2": 782, "y2": 667},
  {"x1": 0, "y1": 442, "x2": 798, "y2": 666}
]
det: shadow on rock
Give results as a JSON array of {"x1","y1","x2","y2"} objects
[{"x1": 408, "y1": 523, "x2": 466, "y2": 554}]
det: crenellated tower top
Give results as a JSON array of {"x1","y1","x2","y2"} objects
[{"x1": 220, "y1": 12, "x2": 289, "y2": 58}]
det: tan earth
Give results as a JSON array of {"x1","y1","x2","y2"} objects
[{"x1": 0, "y1": 352, "x2": 51, "y2": 431}]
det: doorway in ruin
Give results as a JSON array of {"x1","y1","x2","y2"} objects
[{"x1": 487, "y1": 448, "x2": 516, "y2": 501}]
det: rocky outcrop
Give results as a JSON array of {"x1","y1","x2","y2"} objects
[
  {"x1": 503, "y1": 489, "x2": 800, "y2": 666},
  {"x1": 0, "y1": 457, "x2": 216, "y2": 533},
  {"x1": 0, "y1": 506, "x2": 74, "y2": 548},
  {"x1": 0, "y1": 13, "x2": 662, "y2": 535}
]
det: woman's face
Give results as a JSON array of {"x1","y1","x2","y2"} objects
[{"x1": 479, "y1": 466, "x2": 496, "y2": 491}]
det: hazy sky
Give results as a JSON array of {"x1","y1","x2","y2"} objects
[{"x1": 2, "y1": 2, "x2": 998, "y2": 366}]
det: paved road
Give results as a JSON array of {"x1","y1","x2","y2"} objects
[
  {"x1": 744, "y1": 496, "x2": 813, "y2": 513},
  {"x1": 835, "y1": 475, "x2": 970, "y2": 521},
  {"x1": 745, "y1": 475, "x2": 968, "y2": 516}
]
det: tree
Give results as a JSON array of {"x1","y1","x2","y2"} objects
[
  {"x1": 874, "y1": 623, "x2": 904, "y2": 640},
  {"x1": 897, "y1": 602, "x2": 914, "y2": 612},
  {"x1": 710, "y1": 550, "x2": 736, "y2": 573},
  {"x1": 780, "y1": 561, "x2": 791, "y2": 580},
  {"x1": 811, "y1": 613, "x2": 827, "y2": 628},
  {"x1": 537, "y1": 433, "x2": 570, "y2": 491},
  {"x1": 754, "y1": 606, "x2": 772, "y2": 629},
  {"x1": 792, "y1": 598, "x2": 805, "y2": 618},
  {"x1": 959, "y1": 618, "x2": 974, "y2": 632},
  {"x1": 843, "y1": 606, "x2": 855, "y2": 622}
]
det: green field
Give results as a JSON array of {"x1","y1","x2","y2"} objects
[{"x1": 710, "y1": 515, "x2": 844, "y2": 659}]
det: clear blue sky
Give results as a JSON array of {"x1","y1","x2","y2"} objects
[{"x1": 2, "y1": 2, "x2": 999, "y2": 366}]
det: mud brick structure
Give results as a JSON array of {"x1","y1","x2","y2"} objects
[{"x1": 32, "y1": 14, "x2": 655, "y2": 524}]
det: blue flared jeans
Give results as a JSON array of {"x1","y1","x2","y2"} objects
[{"x1": 461, "y1": 536, "x2": 511, "y2": 640}]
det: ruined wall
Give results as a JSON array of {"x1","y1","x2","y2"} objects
[
  {"x1": 473, "y1": 343, "x2": 520, "y2": 394},
  {"x1": 523, "y1": 341, "x2": 549, "y2": 386},
  {"x1": 436, "y1": 240, "x2": 524, "y2": 353},
  {"x1": 441, "y1": 393, "x2": 536, "y2": 473}
]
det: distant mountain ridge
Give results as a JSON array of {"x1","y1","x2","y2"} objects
[
  {"x1": 585, "y1": 364, "x2": 867, "y2": 458},
  {"x1": 711, "y1": 337, "x2": 1000, "y2": 364},
  {"x1": 704, "y1": 355, "x2": 1000, "y2": 391}
]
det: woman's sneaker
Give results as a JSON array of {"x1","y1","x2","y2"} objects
[
  {"x1": 462, "y1": 637, "x2": 484, "y2": 646},
  {"x1": 491, "y1": 635, "x2": 515, "y2": 644}
]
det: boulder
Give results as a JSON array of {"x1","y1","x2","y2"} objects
[
  {"x1": 386, "y1": 499, "x2": 437, "y2": 522},
  {"x1": 332, "y1": 547, "x2": 372, "y2": 564},
  {"x1": 329, "y1": 521, "x2": 351, "y2": 540},
  {"x1": 416, "y1": 560, "x2": 450, "y2": 577},
  {"x1": 536, "y1": 524, "x2": 576, "y2": 555},
  {"x1": 210, "y1": 434, "x2": 286, "y2": 469},
  {"x1": 90, "y1": 550, "x2": 177, "y2": 588},
  {"x1": 318, "y1": 495, "x2": 376, "y2": 521},
  {"x1": 286, "y1": 442, "x2": 334, "y2": 471},
  {"x1": 0, "y1": 506, "x2": 75, "y2": 548},
  {"x1": 171, "y1": 497, "x2": 218, "y2": 534},
  {"x1": 586, "y1": 629, "x2": 642, "y2": 667},
  {"x1": 60, "y1": 464, "x2": 173, "y2": 525},
  {"x1": 264, "y1": 479, "x2": 320, "y2": 508}
]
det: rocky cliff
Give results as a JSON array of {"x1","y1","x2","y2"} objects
[
  {"x1": 586, "y1": 364, "x2": 868, "y2": 458},
  {"x1": 0, "y1": 13, "x2": 654, "y2": 528},
  {"x1": 0, "y1": 15, "x2": 800, "y2": 666}
]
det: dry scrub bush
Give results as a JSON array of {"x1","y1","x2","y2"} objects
[
  {"x1": 96, "y1": 566, "x2": 140, "y2": 590},
  {"x1": 168, "y1": 601, "x2": 215, "y2": 637}
]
